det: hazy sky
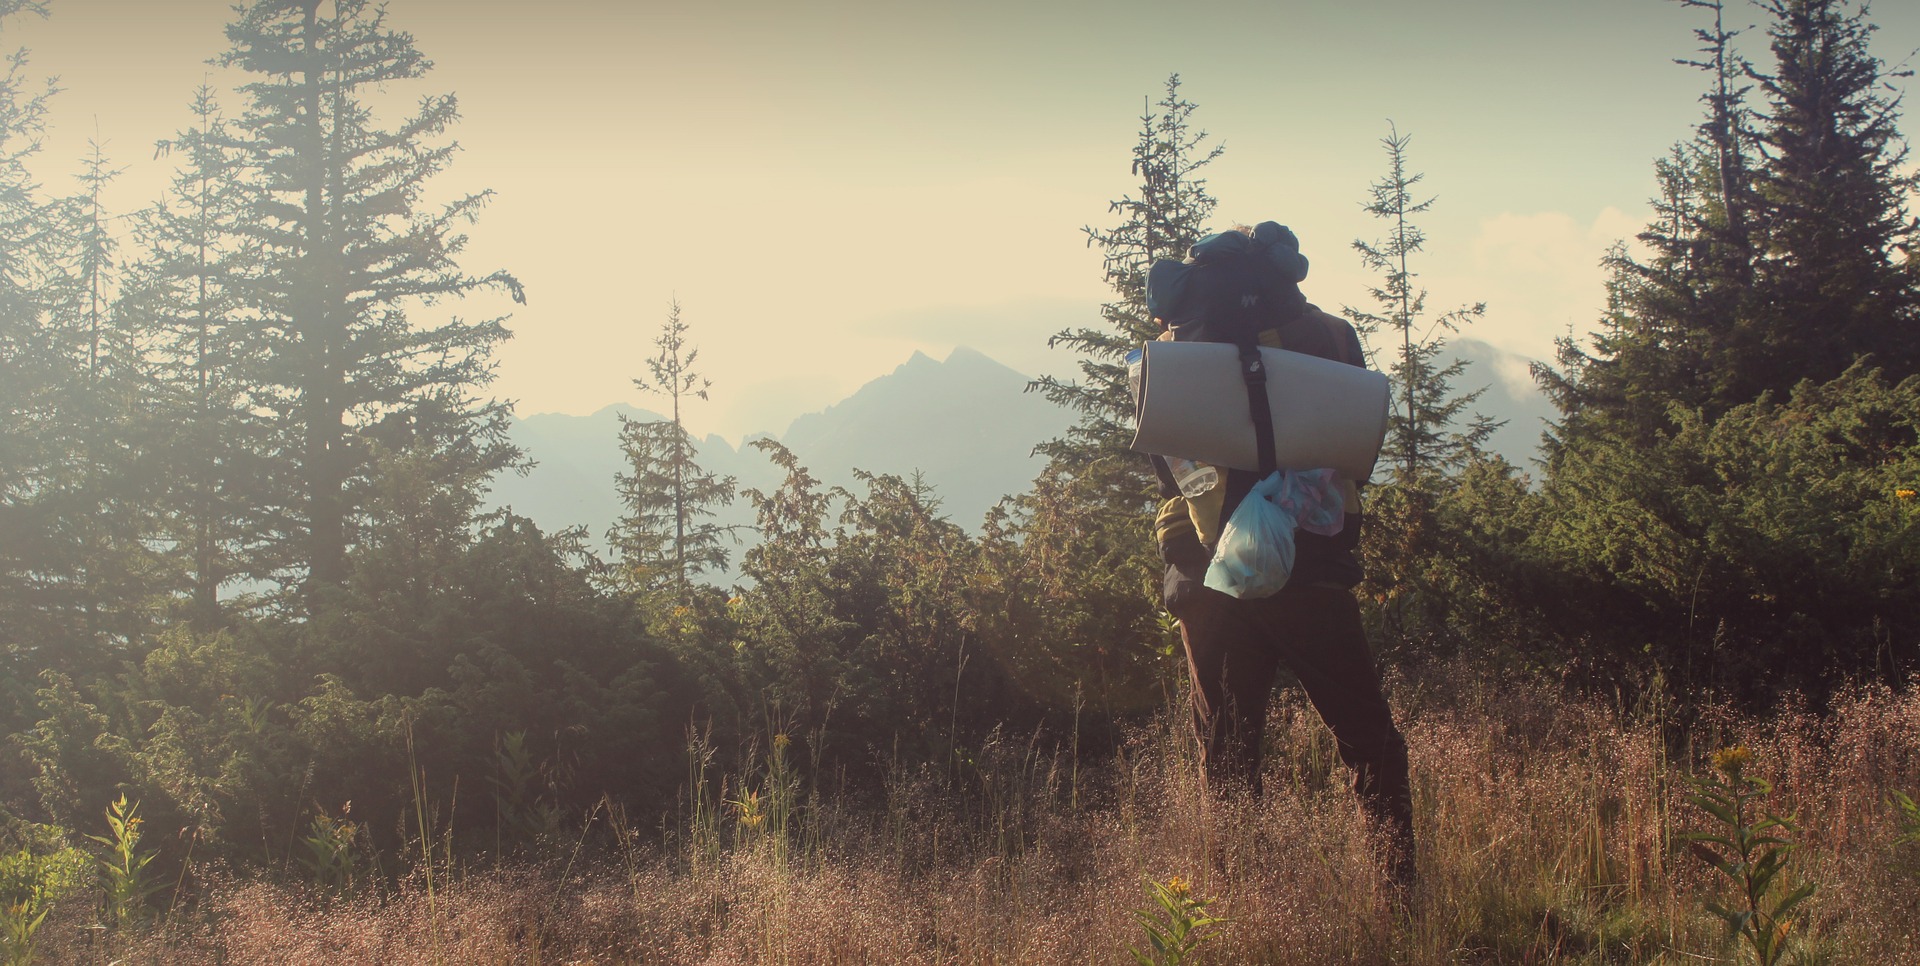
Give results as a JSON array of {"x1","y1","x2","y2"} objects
[{"x1": 10, "y1": 0, "x2": 1920, "y2": 441}]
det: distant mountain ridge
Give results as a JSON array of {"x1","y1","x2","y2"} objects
[
  {"x1": 484, "y1": 341, "x2": 1552, "y2": 580},
  {"x1": 485, "y1": 347, "x2": 1073, "y2": 573}
]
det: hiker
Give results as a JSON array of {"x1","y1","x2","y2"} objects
[{"x1": 1145, "y1": 222, "x2": 1415, "y2": 891}]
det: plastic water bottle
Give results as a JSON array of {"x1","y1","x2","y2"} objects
[
  {"x1": 1168, "y1": 457, "x2": 1219, "y2": 497},
  {"x1": 1126, "y1": 348, "x2": 1144, "y2": 402}
]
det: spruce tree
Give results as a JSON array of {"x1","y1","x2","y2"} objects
[
  {"x1": 610, "y1": 300, "x2": 737, "y2": 604},
  {"x1": 38, "y1": 138, "x2": 166, "y2": 653},
  {"x1": 1744, "y1": 0, "x2": 1920, "y2": 391},
  {"x1": 216, "y1": 0, "x2": 523, "y2": 603},
  {"x1": 128, "y1": 85, "x2": 265, "y2": 627},
  {"x1": 989, "y1": 75, "x2": 1221, "y2": 711},
  {"x1": 1555, "y1": 0, "x2": 1919, "y2": 439},
  {"x1": 1522, "y1": 0, "x2": 1920, "y2": 699},
  {"x1": 1340, "y1": 125, "x2": 1506, "y2": 658},
  {"x1": 0, "y1": 2, "x2": 71, "y2": 677},
  {"x1": 1032, "y1": 73, "x2": 1222, "y2": 472},
  {"x1": 1538, "y1": 0, "x2": 1768, "y2": 448},
  {"x1": 1343, "y1": 124, "x2": 1495, "y2": 484}
]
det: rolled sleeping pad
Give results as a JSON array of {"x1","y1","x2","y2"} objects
[{"x1": 1130, "y1": 340, "x2": 1390, "y2": 480}]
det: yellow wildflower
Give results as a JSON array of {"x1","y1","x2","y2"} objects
[
  {"x1": 1711, "y1": 745, "x2": 1752, "y2": 777},
  {"x1": 1165, "y1": 875, "x2": 1190, "y2": 898},
  {"x1": 733, "y1": 790, "x2": 764, "y2": 830},
  {"x1": 1897, "y1": 488, "x2": 1916, "y2": 500}
]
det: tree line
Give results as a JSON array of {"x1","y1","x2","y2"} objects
[{"x1": 0, "y1": 0, "x2": 1914, "y2": 914}]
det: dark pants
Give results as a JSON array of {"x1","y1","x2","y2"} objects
[{"x1": 1177, "y1": 582, "x2": 1415, "y2": 885}]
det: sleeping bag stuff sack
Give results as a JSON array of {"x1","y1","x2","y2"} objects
[{"x1": 1129, "y1": 339, "x2": 1391, "y2": 481}]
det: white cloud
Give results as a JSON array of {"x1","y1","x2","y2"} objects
[{"x1": 1435, "y1": 206, "x2": 1647, "y2": 367}]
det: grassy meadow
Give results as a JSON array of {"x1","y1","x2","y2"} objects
[{"x1": 13, "y1": 667, "x2": 1920, "y2": 965}]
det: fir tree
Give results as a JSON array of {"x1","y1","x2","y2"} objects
[
  {"x1": 38, "y1": 138, "x2": 167, "y2": 653},
  {"x1": 610, "y1": 299, "x2": 737, "y2": 603},
  {"x1": 1538, "y1": 0, "x2": 1768, "y2": 448},
  {"x1": 1542, "y1": 0, "x2": 1916, "y2": 447},
  {"x1": 215, "y1": 0, "x2": 523, "y2": 602},
  {"x1": 1340, "y1": 125, "x2": 1507, "y2": 660}
]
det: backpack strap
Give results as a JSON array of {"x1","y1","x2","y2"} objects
[
  {"x1": 1237, "y1": 341, "x2": 1277, "y2": 476},
  {"x1": 1149, "y1": 453, "x2": 1181, "y2": 499}
]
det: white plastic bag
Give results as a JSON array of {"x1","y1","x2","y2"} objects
[{"x1": 1203, "y1": 469, "x2": 1344, "y2": 600}]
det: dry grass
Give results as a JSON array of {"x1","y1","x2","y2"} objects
[{"x1": 25, "y1": 673, "x2": 1920, "y2": 964}]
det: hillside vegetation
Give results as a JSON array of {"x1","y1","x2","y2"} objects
[{"x1": 2, "y1": 1, "x2": 1918, "y2": 963}]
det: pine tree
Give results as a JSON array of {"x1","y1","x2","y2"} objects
[
  {"x1": 216, "y1": 0, "x2": 523, "y2": 603},
  {"x1": 1537, "y1": 146, "x2": 1728, "y2": 450},
  {"x1": 1338, "y1": 126, "x2": 1508, "y2": 659},
  {"x1": 610, "y1": 300, "x2": 737, "y2": 603},
  {"x1": 38, "y1": 138, "x2": 168, "y2": 653},
  {"x1": 1520, "y1": 0, "x2": 1920, "y2": 698},
  {"x1": 1554, "y1": 0, "x2": 1918, "y2": 441},
  {"x1": 1679, "y1": 0, "x2": 1759, "y2": 275},
  {"x1": 1343, "y1": 124, "x2": 1495, "y2": 484}
]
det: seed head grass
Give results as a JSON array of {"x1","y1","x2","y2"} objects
[{"x1": 20, "y1": 670, "x2": 1920, "y2": 963}]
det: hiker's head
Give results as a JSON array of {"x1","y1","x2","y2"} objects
[{"x1": 1146, "y1": 221, "x2": 1309, "y2": 342}]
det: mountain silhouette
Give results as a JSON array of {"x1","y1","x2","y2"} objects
[
  {"x1": 487, "y1": 347, "x2": 1073, "y2": 577},
  {"x1": 487, "y1": 340, "x2": 1550, "y2": 582}
]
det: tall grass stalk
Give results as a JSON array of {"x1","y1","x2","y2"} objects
[{"x1": 405, "y1": 720, "x2": 449, "y2": 964}]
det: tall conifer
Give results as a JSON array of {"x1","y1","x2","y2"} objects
[
  {"x1": 38, "y1": 140, "x2": 166, "y2": 652},
  {"x1": 1343, "y1": 125, "x2": 1494, "y2": 484},
  {"x1": 1032, "y1": 74, "x2": 1221, "y2": 472},
  {"x1": 0, "y1": 2, "x2": 73, "y2": 674},
  {"x1": 215, "y1": 0, "x2": 523, "y2": 602},
  {"x1": 986, "y1": 75, "x2": 1221, "y2": 711},
  {"x1": 611, "y1": 300, "x2": 737, "y2": 604},
  {"x1": 1745, "y1": 0, "x2": 1920, "y2": 391},
  {"x1": 130, "y1": 86, "x2": 267, "y2": 626}
]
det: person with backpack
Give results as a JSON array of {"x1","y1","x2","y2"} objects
[{"x1": 1145, "y1": 221, "x2": 1415, "y2": 894}]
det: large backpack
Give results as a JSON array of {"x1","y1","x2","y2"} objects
[{"x1": 1143, "y1": 222, "x2": 1326, "y2": 496}]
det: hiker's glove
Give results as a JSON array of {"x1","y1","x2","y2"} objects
[
  {"x1": 1155, "y1": 496, "x2": 1211, "y2": 618},
  {"x1": 1162, "y1": 560, "x2": 1208, "y2": 618}
]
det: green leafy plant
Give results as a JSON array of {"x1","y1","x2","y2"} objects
[
  {"x1": 489, "y1": 731, "x2": 561, "y2": 849},
  {"x1": 1130, "y1": 875, "x2": 1226, "y2": 966},
  {"x1": 1893, "y1": 789, "x2": 1920, "y2": 883},
  {"x1": 86, "y1": 796, "x2": 165, "y2": 930},
  {"x1": 1684, "y1": 746, "x2": 1816, "y2": 966},
  {"x1": 0, "y1": 840, "x2": 89, "y2": 966},
  {"x1": 1892, "y1": 789, "x2": 1920, "y2": 846},
  {"x1": 297, "y1": 806, "x2": 359, "y2": 895}
]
